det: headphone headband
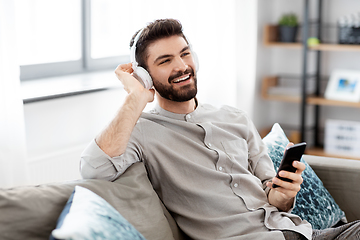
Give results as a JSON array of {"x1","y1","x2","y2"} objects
[{"x1": 130, "y1": 28, "x2": 144, "y2": 70}]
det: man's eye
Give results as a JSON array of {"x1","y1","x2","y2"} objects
[
  {"x1": 159, "y1": 59, "x2": 170, "y2": 65},
  {"x1": 181, "y1": 52, "x2": 190, "y2": 57}
]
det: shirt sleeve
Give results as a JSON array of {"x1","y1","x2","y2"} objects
[
  {"x1": 244, "y1": 114, "x2": 276, "y2": 193},
  {"x1": 80, "y1": 123, "x2": 144, "y2": 181},
  {"x1": 244, "y1": 115, "x2": 297, "y2": 211}
]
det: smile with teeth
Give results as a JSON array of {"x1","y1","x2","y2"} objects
[{"x1": 173, "y1": 74, "x2": 190, "y2": 83}]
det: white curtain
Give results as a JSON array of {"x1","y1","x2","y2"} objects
[{"x1": 0, "y1": 0, "x2": 28, "y2": 188}]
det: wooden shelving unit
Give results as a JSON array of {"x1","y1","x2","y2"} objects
[
  {"x1": 262, "y1": 76, "x2": 360, "y2": 108},
  {"x1": 262, "y1": 3, "x2": 360, "y2": 161},
  {"x1": 306, "y1": 148, "x2": 360, "y2": 161},
  {"x1": 264, "y1": 25, "x2": 360, "y2": 52}
]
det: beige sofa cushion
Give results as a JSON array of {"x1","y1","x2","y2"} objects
[{"x1": 0, "y1": 162, "x2": 182, "y2": 240}]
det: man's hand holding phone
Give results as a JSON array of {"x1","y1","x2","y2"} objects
[
  {"x1": 272, "y1": 142, "x2": 306, "y2": 188},
  {"x1": 266, "y1": 142, "x2": 306, "y2": 211}
]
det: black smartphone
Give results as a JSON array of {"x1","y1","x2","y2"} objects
[{"x1": 272, "y1": 142, "x2": 307, "y2": 188}]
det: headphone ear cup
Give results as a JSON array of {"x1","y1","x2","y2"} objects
[
  {"x1": 192, "y1": 50, "x2": 199, "y2": 72},
  {"x1": 133, "y1": 67, "x2": 153, "y2": 89}
]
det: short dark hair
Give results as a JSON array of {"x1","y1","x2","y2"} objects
[{"x1": 130, "y1": 18, "x2": 187, "y2": 69}]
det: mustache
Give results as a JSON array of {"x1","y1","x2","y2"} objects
[{"x1": 168, "y1": 67, "x2": 194, "y2": 83}]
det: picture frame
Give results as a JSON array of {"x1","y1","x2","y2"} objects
[{"x1": 325, "y1": 69, "x2": 360, "y2": 102}]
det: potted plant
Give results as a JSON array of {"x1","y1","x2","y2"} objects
[{"x1": 278, "y1": 13, "x2": 299, "y2": 42}]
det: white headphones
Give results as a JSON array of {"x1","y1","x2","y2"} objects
[{"x1": 130, "y1": 28, "x2": 199, "y2": 89}]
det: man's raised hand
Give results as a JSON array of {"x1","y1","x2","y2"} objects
[{"x1": 115, "y1": 63, "x2": 155, "y2": 103}]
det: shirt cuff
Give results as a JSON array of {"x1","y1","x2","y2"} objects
[
  {"x1": 81, "y1": 139, "x2": 113, "y2": 169},
  {"x1": 263, "y1": 179, "x2": 272, "y2": 196},
  {"x1": 287, "y1": 196, "x2": 297, "y2": 213}
]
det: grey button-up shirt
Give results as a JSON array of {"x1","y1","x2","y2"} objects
[{"x1": 80, "y1": 103, "x2": 312, "y2": 240}]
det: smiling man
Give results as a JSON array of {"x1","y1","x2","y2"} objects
[
  {"x1": 80, "y1": 19, "x2": 359, "y2": 240},
  {"x1": 149, "y1": 35, "x2": 197, "y2": 102}
]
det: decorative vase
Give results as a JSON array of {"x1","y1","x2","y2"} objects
[{"x1": 279, "y1": 26, "x2": 298, "y2": 42}]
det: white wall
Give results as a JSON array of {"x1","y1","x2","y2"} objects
[
  {"x1": 235, "y1": 1, "x2": 258, "y2": 118},
  {"x1": 23, "y1": 88, "x2": 127, "y2": 184}
]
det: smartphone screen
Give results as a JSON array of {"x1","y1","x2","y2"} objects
[{"x1": 272, "y1": 142, "x2": 306, "y2": 188}]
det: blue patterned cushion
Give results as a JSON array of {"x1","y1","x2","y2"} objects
[
  {"x1": 262, "y1": 123, "x2": 346, "y2": 230},
  {"x1": 50, "y1": 186, "x2": 146, "y2": 240}
]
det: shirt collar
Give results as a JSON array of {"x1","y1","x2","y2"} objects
[{"x1": 153, "y1": 98, "x2": 200, "y2": 121}]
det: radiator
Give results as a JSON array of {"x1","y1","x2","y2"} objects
[{"x1": 27, "y1": 145, "x2": 85, "y2": 185}]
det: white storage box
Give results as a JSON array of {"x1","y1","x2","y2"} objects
[{"x1": 325, "y1": 119, "x2": 360, "y2": 157}]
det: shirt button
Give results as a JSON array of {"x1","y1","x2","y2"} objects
[
  {"x1": 187, "y1": 115, "x2": 191, "y2": 119},
  {"x1": 208, "y1": 143, "x2": 212, "y2": 147},
  {"x1": 234, "y1": 183, "x2": 238, "y2": 188},
  {"x1": 219, "y1": 167, "x2": 223, "y2": 171}
]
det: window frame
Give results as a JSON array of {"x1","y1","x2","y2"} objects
[{"x1": 20, "y1": 0, "x2": 128, "y2": 81}]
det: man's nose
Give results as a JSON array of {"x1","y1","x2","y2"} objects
[{"x1": 173, "y1": 57, "x2": 188, "y2": 72}]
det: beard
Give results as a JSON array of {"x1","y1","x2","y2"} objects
[{"x1": 153, "y1": 67, "x2": 197, "y2": 102}]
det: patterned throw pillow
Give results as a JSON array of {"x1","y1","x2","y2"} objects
[
  {"x1": 50, "y1": 186, "x2": 146, "y2": 240},
  {"x1": 262, "y1": 123, "x2": 346, "y2": 230}
]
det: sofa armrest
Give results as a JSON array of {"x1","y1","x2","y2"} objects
[{"x1": 303, "y1": 154, "x2": 360, "y2": 222}]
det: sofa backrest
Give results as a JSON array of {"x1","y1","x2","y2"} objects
[{"x1": 0, "y1": 162, "x2": 185, "y2": 240}]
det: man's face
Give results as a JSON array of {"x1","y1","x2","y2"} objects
[{"x1": 146, "y1": 35, "x2": 197, "y2": 102}]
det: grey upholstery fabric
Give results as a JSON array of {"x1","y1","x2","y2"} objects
[
  {"x1": 0, "y1": 155, "x2": 359, "y2": 240},
  {"x1": 0, "y1": 162, "x2": 179, "y2": 240}
]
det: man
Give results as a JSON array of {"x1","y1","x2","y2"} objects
[{"x1": 80, "y1": 19, "x2": 359, "y2": 240}]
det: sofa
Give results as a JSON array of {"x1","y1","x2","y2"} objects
[{"x1": 0, "y1": 154, "x2": 359, "y2": 240}]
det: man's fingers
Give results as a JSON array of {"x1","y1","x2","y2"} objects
[
  {"x1": 283, "y1": 142, "x2": 294, "y2": 155},
  {"x1": 114, "y1": 63, "x2": 139, "y2": 87},
  {"x1": 115, "y1": 63, "x2": 133, "y2": 74},
  {"x1": 293, "y1": 161, "x2": 306, "y2": 173},
  {"x1": 273, "y1": 185, "x2": 299, "y2": 199},
  {"x1": 278, "y1": 171, "x2": 303, "y2": 185},
  {"x1": 270, "y1": 176, "x2": 301, "y2": 198},
  {"x1": 286, "y1": 142, "x2": 294, "y2": 148}
]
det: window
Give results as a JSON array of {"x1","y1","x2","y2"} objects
[
  {"x1": 14, "y1": 0, "x2": 83, "y2": 80},
  {"x1": 15, "y1": 0, "x2": 237, "y2": 110},
  {"x1": 15, "y1": 0, "x2": 211, "y2": 81}
]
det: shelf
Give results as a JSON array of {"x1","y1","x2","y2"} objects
[
  {"x1": 261, "y1": 76, "x2": 360, "y2": 108},
  {"x1": 310, "y1": 44, "x2": 360, "y2": 52},
  {"x1": 263, "y1": 25, "x2": 302, "y2": 49},
  {"x1": 264, "y1": 42, "x2": 302, "y2": 49},
  {"x1": 306, "y1": 148, "x2": 360, "y2": 161},
  {"x1": 307, "y1": 97, "x2": 360, "y2": 108},
  {"x1": 263, "y1": 25, "x2": 360, "y2": 52},
  {"x1": 261, "y1": 76, "x2": 301, "y2": 103}
]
